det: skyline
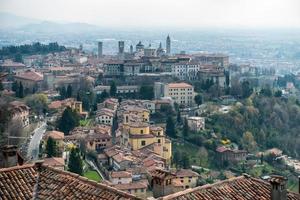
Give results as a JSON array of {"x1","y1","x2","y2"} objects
[{"x1": 1, "y1": 0, "x2": 300, "y2": 29}]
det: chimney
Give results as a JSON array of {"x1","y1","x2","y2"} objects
[
  {"x1": 34, "y1": 160, "x2": 44, "y2": 171},
  {"x1": 1, "y1": 145, "x2": 19, "y2": 168},
  {"x1": 269, "y1": 175, "x2": 287, "y2": 200}
]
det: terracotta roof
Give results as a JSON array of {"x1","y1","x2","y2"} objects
[
  {"x1": 150, "y1": 169, "x2": 176, "y2": 180},
  {"x1": 48, "y1": 100, "x2": 62, "y2": 109},
  {"x1": 175, "y1": 169, "x2": 199, "y2": 178},
  {"x1": 14, "y1": 70, "x2": 43, "y2": 82},
  {"x1": 43, "y1": 157, "x2": 65, "y2": 167},
  {"x1": 168, "y1": 82, "x2": 193, "y2": 88},
  {"x1": 159, "y1": 175, "x2": 300, "y2": 200},
  {"x1": 0, "y1": 163, "x2": 141, "y2": 200},
  {"x1": 45, "y1": 131, "x2": 64, "y2": 140},
  {"x1": 110, "y1": 171, "x2": 132, "y2": 179},
  {"x1": 114, "y1": 182, "x2": 147, "y2": 190}
]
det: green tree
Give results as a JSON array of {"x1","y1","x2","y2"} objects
[
  {"x1": 68, "y1": 148, "x2": 83, "y2": 175},
  {"x1": 182, "y1": 152, "x2": 190, "y2": 169},
  {"x1": 260, "y1": 86, "x2": 272, "y2": 97},
  {"x1": 139, "y1": 85, "x2": 154, "y2": 100},
  {"x1": 0, "y1": 80, "x2": 3, "y2": 91},
  {"x1": 194, "y1": 94, "x2": 203, "y2": 106},
  {"x1": 110, "y1": 81, "x2": 117, "y2": 97},
  {"x1": 172, "y1": 151, "x2": 182, "y2": 168},
  {"x1": 18, "y1": 82, "x2": 24, "y2": 98},
  {"x1": 46, "y1": 136, "x2": 57, "y2": 157},
  {"x1": 182, "y1": 118, "x2": 189, "y2": 138},
  {"x1": 111, "y1": 114, "x2": 118, "y2": 144},
  {"x1": 14, "y1": 53, "x2": 23, "y2": 63},
  {"x1": 12, "y1": 81, "x2": 19, "y2": 92},
  {"x1": 176, "y1": 110, "x2": 182, "y2": 124},
  {"x1": 59, "y1": 87, "x2": 67, "y2": 99},
  {"x1": 241, "y1": 81, "x2": 253, "y2": 98},
  {"x1": 25, "y1": 93, "x2": 48, "y2": 115},
  {"x1": 166, "y1": 116, "x2": 176, "y2": 138},
  {"x1": 67, "y1": 85, "x2": 73, "y2": 98},
  {"x1": 58, "y1": 107, "x2": 80, "y2": 134},
  {"x1": 242, "y1": 131, "x2": 257, "y2": 152},
  {"x1": 274, "y1": 90, "x2": 282, "y2": 97}
]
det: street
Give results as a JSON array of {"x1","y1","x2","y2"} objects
[{"x1": 27, "y1": 122, "x2": 47, "y2": 161}]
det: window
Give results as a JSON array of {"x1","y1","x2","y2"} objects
[
  {"x1": 158, "y1": 139, "x2": 161, "y2": 143},
  {"x1": 141, "y1": 141, "x2": 146, "y2": 146},
  {"x1": 140, "y1": 129, "x2": 144, "y2": 134}
]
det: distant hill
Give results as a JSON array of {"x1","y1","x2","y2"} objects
[
  {"x1": 19, "y1": 21, "x2": 101, "y2": 33},
  {"x1": 0, "y1": 12, "x2": 101, "y2": 33},
  {"x1": 0, "y1": 12, "x2": 40, "y2": 29}
]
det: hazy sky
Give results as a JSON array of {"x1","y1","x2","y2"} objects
[{"x1": 1, "y1": 0, "x2": 300, "y2": 28}]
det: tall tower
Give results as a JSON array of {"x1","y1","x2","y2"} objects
[
  {"x1": 130, "y1": 45, "x2": 133, "y2": 54},
  {"x1": 166, "y1": 35, "x2": 171, "y2": 55},
  {"x1": 118, "y1": 41, "x2": 125, "y2": 54},
  {"x1": 98, "y1": 41, "x2": 103, "y2": 58}
]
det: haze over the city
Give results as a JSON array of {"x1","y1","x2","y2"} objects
[{"x1": 1, "y1": 0, "x2": 300, "y2": 29}]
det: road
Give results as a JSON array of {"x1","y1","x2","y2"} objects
[{"x1": 27, "y1": 122, "x2": 47, "y2": 161}]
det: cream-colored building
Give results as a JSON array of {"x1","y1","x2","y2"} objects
[
  {"x1": 164, "y1": 82, "x2": 195, "y2": 106},
  {"x1": 109, "y1": 171, "x2": 132, "y2": 185}
]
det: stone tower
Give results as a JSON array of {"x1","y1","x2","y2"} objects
[
  {"x1": 166, "y1": 35, "x2": 171, "y2": 55},
  {"x1": 98, "y1": 41, "x2": 103, "y2": 58}
]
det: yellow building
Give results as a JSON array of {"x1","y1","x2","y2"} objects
[
  {"x1": 125, "y1": 121, "x2": 172, "y2": 164},
  {"x1": 174, "y1": 169, "x2": 199, "y2": 189}
]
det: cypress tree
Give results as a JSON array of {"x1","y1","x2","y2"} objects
[
  {"x1": 68, "y1": 148, "x2": 83, "y2": 175},
  {"x1": 67, "y1": 85, "x2": 73, "y2": 98},
  {"x1": 46, "y1": 136, "x2": 57, "y2": 157},
  {"x1": 18, "y1": 82, "x2": 24, "y2": 98},
  {"x1": 166, "y1": 116, "x2": 176, "y2": 138}
]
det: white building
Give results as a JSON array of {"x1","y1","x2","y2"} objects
[
  {"x1": 96, "y1": 108, "x2": 115, "y2": 125},
  {"x1": 171, "y1": 61, "x2": 201, "y2": 81},
  {"x1": 187, "y1": 116, "x2": 205, "y2": 131}
]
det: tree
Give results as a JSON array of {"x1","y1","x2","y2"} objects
[
  {"x1": 166, "y1": 116, "x2": 176, "y2": 138},
  {"x1": 241, "y1": 81, "x2": 253, "y2": 98},
  {"x1": 18, "y1": 82, "x2": 24, "y2": 98},
  {"x1": 139, "y1": 85, "x2": 154, "y2": 100},
  {"x1": 14, "y1": 53, "x2": 23, "y2": 63},
  {"x1": 59, "y1": 87, "x2": 67, "y2": 99},
  {"x1": 242, "y1": 131, "x2": 257, "y2": 152},
  {"x1": 176, "y1": 110, "x2": 182, "y2": 124},
  {"x1": 194, "y1": 94, "x2": 203, "y2": 106},
  {"x1": 12, "y1": 81, "x2": 18, "y2": 92},
  {"x1": 182, "y1": 118, "x2": 189, "y2": 138},
  {"x1": 111, "y1": 114, "x2": 118, "y2": 144},
  {"x1": 58, "y1": 107, "x2": 80, "y2": 134},
  {"x1": 68, "y1": 148, "x2": 83, "y2": 175},
  {"x1": 0, "y1": 80, "x2": 3, "y2": 91},
  {"x1": 260, "y1": 86, "x2": 272, "y2": 97},
  {"x1": 46, "y1": 137, "x2": 57, "y2": 157},
  {"x1": 110, "y1": 81, "x2": 117, "y2": 97},
  {"x1": 25, "y1": 93, "x2": 48, "y2": 115},
  {"x1": 67, "y1": 85, "x2": 73, "y2": 98},
  {"x1": 197, "y1": 147, "x2": 209, "y2": 167},
  {"x1": 274, "y1": 90, "x2": 282, "y2": 97},
  {"x1": 172, "y1": 151, "x2": 182, "y2": 168},
  {"x1": 182, "y1": 152, "x2": 190, "y2": 169}
]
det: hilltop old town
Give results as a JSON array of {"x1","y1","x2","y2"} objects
[{"x1": 0, "y1": 36, "x2": 300, "y2": 200}]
